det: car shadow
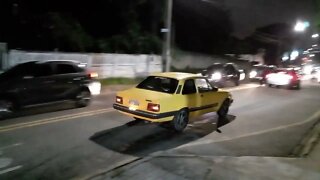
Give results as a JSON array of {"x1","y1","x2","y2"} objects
[{"x1": 90, "y1": 113, "x2": 236, "y2": 157}]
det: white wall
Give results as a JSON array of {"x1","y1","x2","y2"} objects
[{"x1": 7, "y1": 50, "x2": 162, "y2": 78}]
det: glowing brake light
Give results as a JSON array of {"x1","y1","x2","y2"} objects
[
  {"x1": 116, "y1": 96, "x2": 123, "y2": 104},
  {"x1": 147, "y1": 103, "x2": 160, "y2": 112},
  {"x1": 89, "y1": 72, "x2": 99, "y2": 78}
]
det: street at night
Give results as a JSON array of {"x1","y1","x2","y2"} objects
[
  {"x1": 1, "y1": 0, "x2": 320, "y2": 179},
  {"x1": 0, "y1": 81, "x2": 319, "y2": 179}
]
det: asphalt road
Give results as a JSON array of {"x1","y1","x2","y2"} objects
[{"x1": 0, "y1": 82, "x2": 319, "y2": 179}]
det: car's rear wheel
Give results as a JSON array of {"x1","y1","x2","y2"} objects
[
  {"x1": 170, "y1": 109, "x2": 189, "y2": 132},
  {"x1": 217, "y1": 99, "x2": 230, "y2": 120},
  {"x1": 292, "y1": 83, "x2": 301, "y2": 90},
  {"x1": 75, "y1": 90, "x2": 91, "y2": 107},
  {"x1": 0, "y1": 99, "x2": 15, "y2": 119}
]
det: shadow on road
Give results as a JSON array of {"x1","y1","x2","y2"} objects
[{"x1": 90, "y1": 114, "x2": 236, "y2": 157}]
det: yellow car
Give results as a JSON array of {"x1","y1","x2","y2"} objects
[{"x1": 113, "y1": 72, "x2": 233, "y2": 132}]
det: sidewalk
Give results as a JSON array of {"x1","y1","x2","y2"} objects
[
  {"x1": 88, "y1": 119, "x2": 320, "y2": 180},
  {"x1": 91, "y1": 144, "x2": 320, "y2": 180}
]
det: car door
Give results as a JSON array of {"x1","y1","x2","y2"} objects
[
  {"x1": 15, "y1": 63, "x2": 55, "y2": 106},
  {"x1": 225, "y1": 64, "x2": 237, "y2": 81},
  {"x1": 181, "y1": 79, "x2": 202, "y2": 118},
  {"x1": 194, "y1": 78, "x2": 219, "y2": 115},
  {"x1": 52, "y1": 62, "x2": 86, "y2": 100}
]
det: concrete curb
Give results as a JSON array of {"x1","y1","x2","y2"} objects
[{"x1": 291, "y1": 116, "x2": 320, "y2": 157}]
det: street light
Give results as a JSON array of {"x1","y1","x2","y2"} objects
[
  {"x1": 164, "y1": 0, "x2": 173, "y2": 72},
  {"x1": 294, "y1": 21, "x2": 310, "y2": 32}
]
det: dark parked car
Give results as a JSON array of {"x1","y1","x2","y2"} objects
[
  {"x1": 201, "y1": 63, "x2": 242, "y2": 87},
  {"x1": 0, "y1": 60, "x2": 94, "y2": 118},
  {"x1": 249, "y1": 65, "x2": 276, "y2": 84}
]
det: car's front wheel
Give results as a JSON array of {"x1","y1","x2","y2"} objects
[
  {"x1": 217, "y1": 99, "x2": 230, "y2": 120},
  {"x1": 75, "y1": 90, "x2": 91, "y2": 107},
  {"x1": 0, "y1": 99, "x2": 15, "y2": 119},
  {"x1": 170, "y1": 109, "x2": 189, "y2": 132}
]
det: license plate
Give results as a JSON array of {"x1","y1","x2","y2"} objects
[{"x1": 129, "y1": 100, "x2": 139, "y2": 106}]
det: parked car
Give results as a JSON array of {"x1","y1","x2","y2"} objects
[
  {"x1": 249, "y1": 65, "x2": 276, "y2": 84},
  {"x1": 201, "y1": 63, "x2": 242, "y2": 87},
  {"x1": 0, "y1": 60, "x2": 98, "y2": 118},
  {"x1": 113, "y1": 72, "x2": 233, "y2": 132},
  {"x1": 266, "y1": 68, "x2": 301, "y2": 90}
]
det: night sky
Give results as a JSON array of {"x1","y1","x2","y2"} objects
[
  {"x1": 222, "y1": 0, "x2": 315, "y2": 38},
  {"x1": 0, "y1": 0, "x2": 317, "y2": 56}
]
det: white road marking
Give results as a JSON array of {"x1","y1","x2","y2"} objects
[
  {"x1": 0, "y1": 158, "x2": 12, "y2": 169},
  {"x1": 0, "y1": 165, "x2": 22, "y2": 175},
  {"x1": 175, "y1": 109, "x2": 320, "y2": 149},
  {"x1": 0, "y1": 143, "x2": 23, "y2": 150},
  {"x1": 0, "y1": 108, "x2": 114, "y2": 133}
]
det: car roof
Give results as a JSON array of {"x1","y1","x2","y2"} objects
[
  {"x1": 151, "y1": 72, "x2": 202, "y2": 80},
  {"x1": 36, "y1": 60, "x2": 81, "y2": 64}
]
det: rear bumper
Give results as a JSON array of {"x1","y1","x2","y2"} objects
[{"x1": 113, "y1": 104, "x2": 175, "y2": 122}]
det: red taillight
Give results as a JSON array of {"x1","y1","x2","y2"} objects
[
  {"x1": 116, "y1": 96, "x2": 123, "y2": 104},
  {"x1": 147, "y1": 103, "x2": 160, "y2": 112},
  {"x1": 89, "y1": 72, "x2": 99, "y2": 79}
]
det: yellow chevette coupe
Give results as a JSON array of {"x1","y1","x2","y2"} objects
[{"x1": 113, "y1": 72, "x2": 233, "y2": 132}]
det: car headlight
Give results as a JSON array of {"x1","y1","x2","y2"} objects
[
  {"x1": 249, "y1": 71, "x2": 257, "y2": 78},
  {"x1": 211, "y1": 72, "x2": 222, "y2": 80}
]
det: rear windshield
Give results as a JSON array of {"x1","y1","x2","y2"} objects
[{"x1": 136, "y1": 76, "x2": 179, "y2": 94}]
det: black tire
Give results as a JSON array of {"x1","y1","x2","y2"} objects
[
  {"x1": 170, "y1": 109, "x2": 189, "y2": 132},
  {"x1": 0, "y1": 99, "x2": 15, "y2": 119},
  {"x1": 75, "y1": 90, "x2": 91, "y2": 107},
  {"x1": 267, "y1": 83, "x2": 272, "y2": 88},
  {"x1": 260, "y1": 79, "x2": 266, "y2": 85},
  {"x1": 234, "y1": 79, "x2": 240, "y2": 86},
  {"x1": 217, "y1": 99, "x2": 230, "y2": 120},
  {"x1": 294, "y1": 83, "x2": 301, "y2": 90}
]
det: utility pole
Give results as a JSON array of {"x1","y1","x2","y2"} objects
[{"x1": 164, "y1": 0, "x2": 173, "y2": 72}]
